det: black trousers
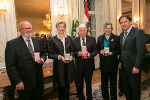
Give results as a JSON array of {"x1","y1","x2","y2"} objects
[
  {"x1": 17, "y1": 84, "x2": 43, "y2": 100},
  {"x1": 101, "y1": 71, "x2": 117, "y2": 100},
  {"x1": 58, "y1": 64, "x2": 70, "y2": 100},
  {"x1": 118, "y1": 69, "x2": 124, "y2": 93},
  {"x1": 75, "y1": 63, "x2": 93, "y2": 100},
  {"x1": 122, "y1": 69, "x2": 141, "y2": 100},
  {"x1": 58, "y1": 84, "x2": 70, "y2": 100}
]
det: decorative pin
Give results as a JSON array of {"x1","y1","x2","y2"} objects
[{"x1": 111, "y1": 39, "x2": 113, "y2": 41}]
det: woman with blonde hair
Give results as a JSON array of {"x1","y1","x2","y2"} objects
[{"x1": 48, "y1": 21, "x2": 75, "y2": 100}]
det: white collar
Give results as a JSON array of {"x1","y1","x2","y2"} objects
[
  {"x1": 22, "y1": 36, "x2": 32, "y2": 41},
  {"x1": 124, "y1": 26, "x2": 132, "y2": 34},
  {"x1": 57, "y1": 34, "x2": 67, "y2": 40},
  {"x1": 80, "y1": 37, "x2": 86, "y2": 41}
]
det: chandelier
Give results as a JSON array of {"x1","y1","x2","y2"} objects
[
  {"x1": 56, "y1": 6, "x2": 68, "y2": 20},
  {"x1": 43, "y1": 12, "x2": 52, "y2": 31},
  {"x1": 56, "y1": 0, "x2": 68, "y2": 20}
]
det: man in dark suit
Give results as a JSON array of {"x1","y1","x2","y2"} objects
[
  {"x1": 119, "y1": 15, "x2": 146, "y2": 100},
  {"x1": 72, "y1": 24, "x2": 97, "y2": 100},
  {"x1": 5, "y1": 21, "x2": 46, "y2": 100}
]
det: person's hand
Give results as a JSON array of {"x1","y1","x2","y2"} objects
[
  {"x1": 78, "y1": 51, "x2": 82, "y2": 56},
  {"x1": 59, "y1": 56, "x2": 70, "y2": 63},
  {"x1": 69, "y1": 56, "x2": 73, "y2": 62},
  {"x1": 100, "y1": 49, "x2": 105, "y2": 55},
  {"x1": 59, "y1": 56, "x2": 65, "y2": 62},
  {"x1": 108, "y1": 52, "x2": 113, "y2": 55},
  {"x1": 87, "y1": 51, "x2": 90, "y2": 58},
  {"x1": 36, "y1": 58, "x2": 44, "y2": 64},
  {"x1": 132, "y1": 67, "x2": 139, "y2": 74},
  {"x1": 65, "y1": 56, "x2": 73, "y2": 63},
  {"x1": 16, "y1": 82, "x2": 24, "y2": 90},
  {"x1": 118, "y1": 63, "x2": 122, "y2": 69},
  {"x1": 40, "y1": 58, "x2": 44, "y2": 63}
]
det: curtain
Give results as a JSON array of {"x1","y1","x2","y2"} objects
[
  {"x1": 102, "y1": 0, "x2": 122, "y2": 35},
  {"x1": 140, "y1": 0, "x2": 146, "y2": 28},
  {"x1": 0, "y1": 0, "x2": 17, "y2": 68},
  {"x1": 50, "y1": 0, "x2": 79, "y2": 36},
  {"x1": 95, "y1": 0, "x2": 122, "y2": 37}
]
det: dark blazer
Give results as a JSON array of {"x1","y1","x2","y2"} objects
[
  {"x1": 120, "y1": 27, "x2": 146, "y2": 72},
  {"x1": 72, "y1": 36, "x2": 97, "y2": 72},
  {"x1": 48, "y1": 35, "x2": 75, "y2": 87},
  {"x1": 97, "y1": 33, "x2": 120, "y2": 72},
  {"x1": 5, "y1": 36, "x2": 46, "y2": 90}
]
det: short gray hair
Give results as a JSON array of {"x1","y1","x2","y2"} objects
[
  {"x1": 104, "y1": 22, "x2": 113, "y2": 30},
  {"x1": 79, "y1": 24, "x2": 86, "y2": 28},
  {"x1": 18, "y1": 21, "x2": 31, "y2": 29},
  {"x1": 79, "y1": 24, "x2": 87, "y2": 31}
]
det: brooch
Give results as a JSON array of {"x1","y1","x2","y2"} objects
[{"x1": 111, "y1": 39, "x2": 113, "y2": 41}]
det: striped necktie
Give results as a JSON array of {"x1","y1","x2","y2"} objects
[
  {"x1": 26, "y1": 39, "x2": 34, "y2": 57},
  {"x1": 122, "y1": 31, "x2": 128, "y2": 45},
  {"x1": 82, "y1": 38, "x2": 86, "y2": 46}
]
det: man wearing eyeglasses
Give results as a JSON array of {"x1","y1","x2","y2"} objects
[
  {"x1": 5, "y1": 21, "x2": 46, "y2": 100},
  {"x1": 72, "y1": 24, "x2": 97, "y2": 100}
]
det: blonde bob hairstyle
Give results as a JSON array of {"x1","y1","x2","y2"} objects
[{"x1": 56, "y1": 20, "x2": 66, "y2": 28}]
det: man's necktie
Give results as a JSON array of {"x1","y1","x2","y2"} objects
[
  {"x1": 26, "y1": 39, "x2": 34, "y2": 57},
  {"x1": 82, "y1": 38, "x2": 86, "y2": 46},
  {"x1": 122, "y1": 31, "x2": 128, "y2": 45}
]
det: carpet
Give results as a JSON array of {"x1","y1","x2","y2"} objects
[{"x1": 50, "y1": 81, "x2": 150, "y2": 100}]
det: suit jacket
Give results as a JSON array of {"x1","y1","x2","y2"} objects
[
  {"x1": 5, "y1": 36, "x2": 46, "y2": 90},
  {"x1": 72, "y1": 36, "x2": 97, "y2": 73},
  {"x1": 120, "y1": 27, "x2": 146, "y2": 72},
  {"x1": 97, "y1": 33, "x2": 120, "y2": 72},
  {"x1": 48, "y1": 35, "x2": 75, "y2": 87},
  {"x1": 145, "y1": 33, "x2": 150, "y2": 44}
]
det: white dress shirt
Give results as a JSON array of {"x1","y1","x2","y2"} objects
[
  {"x1": 22, "y1": 36, "x2": 35, "y2": 51},
  {"x1": 80, "y1": 37, "x2": 86, "y2": 46},
  {"x1": 57, "y1": 35, "x2": 67, "y2": 60}
]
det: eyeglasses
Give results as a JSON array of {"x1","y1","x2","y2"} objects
[
  {"x1": 21, "y1": 28, "x2": 32, "y2": 30},
  {"x1": 105, "y1": 28, "x2": 112, "y2": 30}
]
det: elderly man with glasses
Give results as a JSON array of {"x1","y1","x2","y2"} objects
[{"x1": 5, "y1": 21, "x2": 46, "y2": 100}]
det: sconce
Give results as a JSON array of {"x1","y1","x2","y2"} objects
[
  {"x1": 134, "y1": 17, "x2": 140, "y2": 24},
  {"x1": 0, "y1": 9, "x2": 7, "y2": 15}
]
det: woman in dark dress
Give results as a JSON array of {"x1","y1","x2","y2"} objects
[
  {"x1": 97, "y1": 22, "x2": 120, "y2": 100},
  {"x1": 48, "y1": 21, "x2": 75, "y2": 100}
]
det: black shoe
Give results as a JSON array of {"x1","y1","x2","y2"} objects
[{"x1": 118, "y1": 91, "x2": 123, "y2": 97}]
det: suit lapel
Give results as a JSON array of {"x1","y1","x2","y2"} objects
[
  {"x1": 18, "y1": 36, "x2": 33, "y2": 58},
  {"x1": 65, "y1": 36, "x2": 70, "y2": 53},
  {"x1": 65, "y1": 36, "x2": 69, "y2": 47},
  {"x1": 101, "y1": 35, "x2": 104, "y2": 48},
  {"x1": 86, "y1": 36, "x2": 89, "y2": 47},
  {"x1": 120, "y1": 32, "x2": 124, "y2": 48},
  {"x1": 54, "y1": 36, "x2": 64, "y2": 49},
  {"x1": 32, "y1": 38, "x2": 38, "y2": 52},
  {"x1": 77, "y1": 37, "x2": 81, "y2": 50},
  {"x1": 123, "y1": 27, "x2": 135, "y2": 47},
  {"x1": 108, "y1": 34, "x2": 114, "y2": 47}
]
